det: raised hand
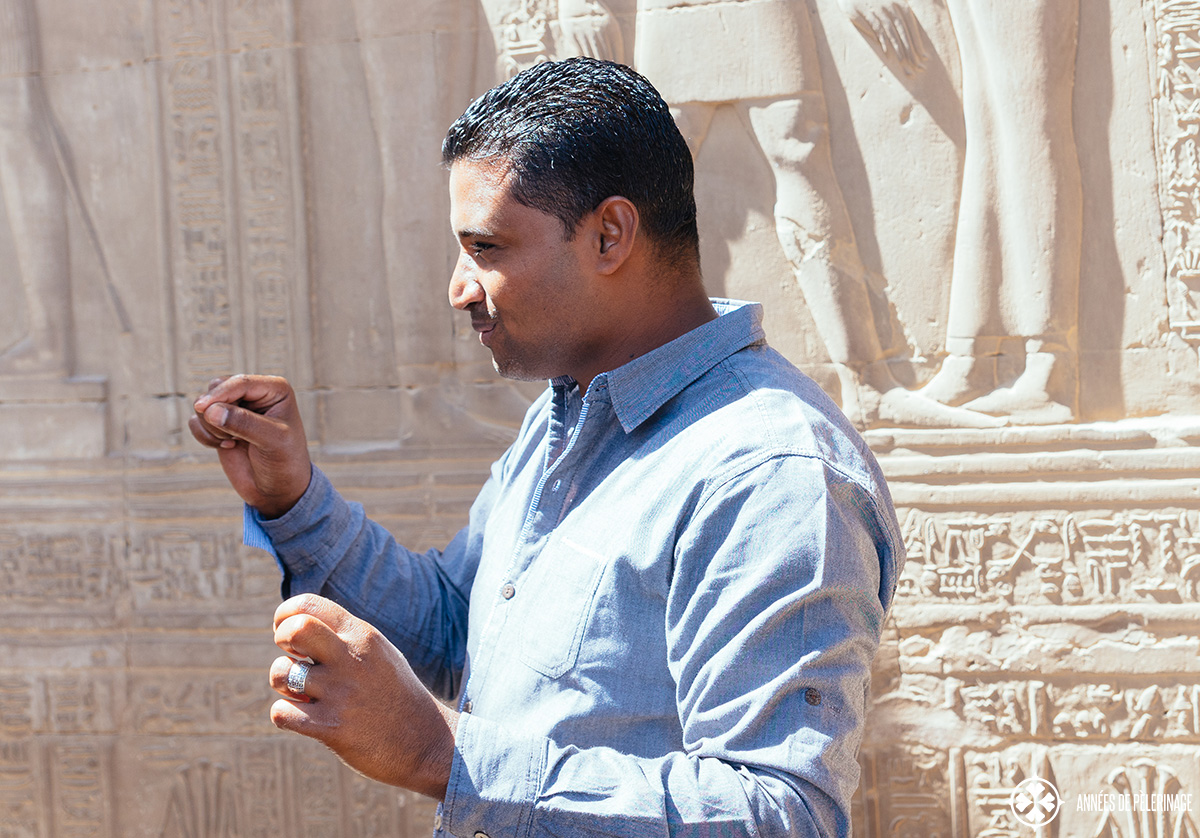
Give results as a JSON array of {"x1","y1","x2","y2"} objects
[
  {"x1": 269, "y1": 595, "x2": 458, "y2": 798},
  {"x1": 838, "y1": 0, "x2": 928, "y2": 76},
  {"x1": 189, "y1": 374, "x2": 312, "y2": 518}
]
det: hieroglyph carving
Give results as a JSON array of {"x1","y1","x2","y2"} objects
[
  {"x1": 855, "y1": 746, "x2": 952, "y2": 837},
  {"x1": 50, "y1": 742, "x2": 110, "y2": 837},
  {"x1": 158, "y1": 0, "x2": 305, "y2": 395},
  {"x1": 960, "y1": 747, "x2": 1059, "y2": 838},
  {"x1": 127, "y1": 530, "x2": 278, "y2": 606},
  {"x1": 161, "y1": 760, "x2": 239, "y2": 838},
  {"x1": 856, "y1": 745, "x2": 1058, "y2": 838},
  {"x1": 0, "y1": 531, "x2": 120, "y2": 607},
  {"x1": 149, "y1": 745, "x2": 408, "y2": 837},
  {"x1": 1149, "y1": 0, "x2": 1200, "y2": 345},
  {"x1": 942, "y1": 679, "x2": 1200, "y2": 742},
  {"x1": 226, "y1": 0, "x2": 305, "y2": 377},
  {"x1": 0, "y1": 740, "x2": 38, "y2": 836},
  {"x1": 133, "y1": 672, "x2": 268, "y2": 736},
  {"x1": 1096, "y1": 760, "x2": 1200, "y2": 838},
  {"x1": 485, "y1": 0, "x2": 624, "y2": 78},
  {"x1": 160, "y1": 0, "x2": 237, "y2": 395},
  {"x1": 489, "y1": 0, "x2": 552, "y2": 76},
  {"x1": 237, "y1": 743, "x2": 285, "y2": 838},
  {"x1": 897, "y1": 509, "x2": 1200, "y2": 604},
  {"x1": 0, "y1": 740, "x2": 113, "y2": 837}
]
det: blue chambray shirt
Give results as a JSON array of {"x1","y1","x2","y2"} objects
[{"x1": 247, "y1": 299, "x2": 903, "y2": 838}]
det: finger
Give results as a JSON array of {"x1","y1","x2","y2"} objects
[
  {"x1": 188, "y1": 414, "x2": 236, "y2": 449},
  {"x1": 274, "y1": 593, "x2": 359, "y2": 635},
  {"x1": 849, "y1": 15, "x2": 879, "y2": 50},
  {"x1": 874, "y1": 15, "x2": 902, "y2": 59},
  {"x1": 274, "y1": 611, "x2": 347, "y2": 665},
  {"x1": 194, "y1": 374, "x2": 250, "y2": 413},
  {"x1": 270, "y1": 696, "x2": 334, "y2": 738},
  {"x1": 194, "y1": 374, "x2": 292, "y2": 415},
  {"x1": 899, "y1": 7, "x2": 928, "y2": 67},
  {"x1": 270, "y1": 655, "x2": 318, "y2": 702},
  {"x1": 201, "y1": 401, "x2": 292, "y2": 450},
  {"x1": 855, "y1": 14, "x2": 890, "y2": 56},
  {"x1": 886, "y1": 9, "x2": 917, "y2": 69}
]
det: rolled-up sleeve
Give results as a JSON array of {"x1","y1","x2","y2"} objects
[{"x1": 247, "y1": 464, "x2": 501, "y2": 700}]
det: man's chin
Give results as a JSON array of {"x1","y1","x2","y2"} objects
[{"x1": 491, "y1": 354, "x2": 557, "y2": 383}]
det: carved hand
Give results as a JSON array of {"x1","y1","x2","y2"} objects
[
  {"x1": 558, "y1": 0, "x2": 625, "y2": 62},
  {"x1": 838, "y1": 0, "x2": 928, "y2": 75},
  {"x1": 189, "y1": 374, "x2": 312, "y2": 518},
  {"x1": 269, "y1": 595, "x2": 458, "y2": 799}
]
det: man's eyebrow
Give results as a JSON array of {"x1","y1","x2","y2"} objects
[{"x1": 456, "y1": 226, "x2": 496, "y2": 239}]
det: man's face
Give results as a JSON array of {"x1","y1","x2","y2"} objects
[{"x1": 448, "y1": 159, "x2": 594, "y2": 382}]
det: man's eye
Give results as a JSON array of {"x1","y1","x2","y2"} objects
[{"x1": 470, "y1": 242, "x2": 494, "y2": 255}]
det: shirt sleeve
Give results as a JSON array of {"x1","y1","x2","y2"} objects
[
  {"x1": 440, "y1": 454, "x2": 901, "y2": 838},
  {"x1": 248, "y1": 463, "x2": 502, "y2": 701}
]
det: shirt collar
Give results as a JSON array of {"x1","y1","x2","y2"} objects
[{"x1": 567, "y1": 298, "x2": 765, "y2": 433}]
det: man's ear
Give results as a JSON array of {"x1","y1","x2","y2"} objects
[{"x1": 592, "y1": 196, "x2": 639, "y2": 275}]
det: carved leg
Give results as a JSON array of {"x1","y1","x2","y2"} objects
[
  {"x1": 0, "y1": 75, "x2": 71, "y2": 375},
  {"x1": 931, "y1": 0, "x2": 1082, "y2": 420},
  {"x1": 747, "y1": 97, "x2": 1002, "y2": 429}
]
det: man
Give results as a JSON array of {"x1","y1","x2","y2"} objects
[{"x1": 191, "y1": 58, "x2": 902, "y2": 837}]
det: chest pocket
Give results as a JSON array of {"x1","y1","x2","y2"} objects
[{"x1": 516, "y1": 536, "x2": 608, "y2": 678}]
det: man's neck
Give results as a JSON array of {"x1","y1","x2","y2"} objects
[{"x1": 574, "y1": 282, "x2": 717, "y2": 395}]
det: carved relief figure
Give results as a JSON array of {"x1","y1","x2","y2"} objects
[
  {"x1": 634, "y1": 0, "x2": 1003, "y2": 429},
  {"x1": 482, "y1": 0, "x2": 624, "y2": 78},
  {"x1": 0, "y1": 0, "x2": 71, "y2": 375},
  {"x1": 853, "y1": 0, "x2": 1083, "y2": 423}
]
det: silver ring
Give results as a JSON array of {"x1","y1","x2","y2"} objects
[{"x1": 286, "y1": 660, "x2": 311, "y2": 696}]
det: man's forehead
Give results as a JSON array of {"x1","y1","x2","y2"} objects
[
  {"x1": 449, "y1": 158, "x2": 517, "y2": 229},
  {"x1": 450, "y1": 157, "x2": 515, "y2": 194}
]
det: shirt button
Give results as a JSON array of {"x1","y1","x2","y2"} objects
[
  {"x1": 433, "y1": 813, "x2": 443, "y2": 831},
  {"x1": 475, "y1": 833, "x2": 489, "y2": 838},
  {"x1": 463, "y1": 700, "x2": 474, "y2": 713},
  {"x1": 551, "y1": 479, "x2": 562, "y2": 492},
  {"x1": 805, "y1": 687, "x2": 822, "y2": 706},
  {"x1": 501, "y1": 583, "x2": 516, "y2": 600}
]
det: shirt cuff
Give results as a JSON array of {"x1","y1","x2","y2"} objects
[
  {"x1": 240, "y1": 464, "x2": 341, "y2": 583},
  {"x1": 442, "y1": 711, "x2": 546, "y2": 838},
  {"x1": 243, "y1": 503, "x2": 277, "y2": 557}
]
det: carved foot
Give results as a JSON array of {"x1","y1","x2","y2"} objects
[
  {"x1": 845, "y1": 383, "x2": 1008, "y2": 430},
  {"x1": 961, "y1": 350, "x2": 1075, "y2": 425},
  {"x1": 963, "y1": 388, "x2": 1073, "y2": 425},
  {"x1": 918, "y1": 353, "x2": 992, "y2": 407}
]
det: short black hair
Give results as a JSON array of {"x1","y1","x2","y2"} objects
[{"x1": 442, "y1": 57, "x2": 699, "y2": 265}]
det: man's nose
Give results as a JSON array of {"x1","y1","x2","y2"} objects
[{"x1": 449, "y1": 259, "x2": 486, "y2": 310}]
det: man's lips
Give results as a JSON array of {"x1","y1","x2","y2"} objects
[{"x1": 472, "y1": 319, "x2": 496, "y2": 346}]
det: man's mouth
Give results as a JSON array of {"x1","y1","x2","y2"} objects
[{"x1": 472, "y1": 319, "x2": 496, "y2": 346}]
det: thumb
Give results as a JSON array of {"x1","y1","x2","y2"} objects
[{"x1": 204, "y1": 402, "x2": 291, "y2": 452}]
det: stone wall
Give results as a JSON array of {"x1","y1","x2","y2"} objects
[{"x1": 0, "y1": 0, "x2": 1197, "y2": 834}]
